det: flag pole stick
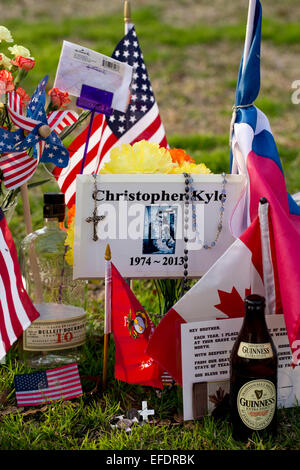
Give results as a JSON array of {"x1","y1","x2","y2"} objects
[
  {"x1": 258, "y1": 197, "x2": 276, "y2": 316},
  {"x1": 80, "y1": 110, "x2": 95, "y2": 174},
  {"x1": 103, "y1": 243, "x2": 112, "y2": 391},
  {"x1": 242, "y1": 0, "x2": 257, "y2": 73},
  {"x1": 124, "y1": 0, "x2": 133, "y2": 34},
  {"x1": 124, "y1": 1, "x2": 134, "y2": 291}
]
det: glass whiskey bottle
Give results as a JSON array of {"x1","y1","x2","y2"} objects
[{"x1": 19, "y1": 192, "x2": 87, "y2": 368}]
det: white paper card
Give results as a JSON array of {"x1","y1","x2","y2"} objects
[
  {"x1": 181, "y1": 315, "x2": 300, "y2": 420},
  {"x1": 54, "y1": 41, "x2": 133, "y2": 113}
]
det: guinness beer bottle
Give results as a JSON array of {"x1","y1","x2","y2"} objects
[{"x1": 230, "y1": 295, "x2": 277, "y2": 440}]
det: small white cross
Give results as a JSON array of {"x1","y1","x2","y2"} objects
[{"x1": 138, "y1": 401, "x2": 154, "y2": 422}]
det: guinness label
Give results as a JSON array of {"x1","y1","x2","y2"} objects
[
  {"x1": 237, "y1": 379, "x2": 276, "y2": 430},
  {"x1": 237, "y1": 342, "x2": 273, "y2": 359}
]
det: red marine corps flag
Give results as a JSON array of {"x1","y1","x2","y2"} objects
[{"x1": 105, "y1": 246, "x2": 164, "y2": 389}]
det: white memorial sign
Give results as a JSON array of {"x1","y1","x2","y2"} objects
[
  {"x1": 74, "y1": 174, "x2": 246, "y2": 279},
  {"x1": 181, "y1": 315, "x2": 300, "y2": 421}
]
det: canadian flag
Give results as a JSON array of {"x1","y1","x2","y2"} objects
[
  {"x1": 146, "y1": 201, "x2": 281, "y2": 386},
  {"x1": 105, "y1": 251, "x2": 164, "y2": 389}
]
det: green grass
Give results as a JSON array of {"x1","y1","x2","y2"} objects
[
  {"x1": 1, "y1": 324, "x2": 299, "y2": 451},
  {"x1": 2, "y1": 7, "x2": 300, "y2": 95},
  {"x1": 0, "y1": 3, "x2": 300, "y2": 451}
]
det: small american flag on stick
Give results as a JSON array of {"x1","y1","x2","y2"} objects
[
  {"x1": 14, "y1": 363, "x2": 83, "y2": 407},
  {"x1": 0, "y1": 207, "x2": 39, "y2": 359}
]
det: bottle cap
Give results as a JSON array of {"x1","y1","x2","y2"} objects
[
  {"x1": 245, "y1": 294, "x2": 265, "y2": 310},
  {"x1": 43, "y1": 192, "x2": 65, "y2": 222}
]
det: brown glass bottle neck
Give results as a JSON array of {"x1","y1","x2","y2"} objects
[{"x1": 241, "y1": 306, "x2": 269, "y2": 338}]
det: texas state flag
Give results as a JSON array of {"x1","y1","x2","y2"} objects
[
  {"x1": 230, "y1": 0, "x2": 300, "y2": 366},
  {"x1": 148, "y1": 0, "x2": 300, "y2": 384}
]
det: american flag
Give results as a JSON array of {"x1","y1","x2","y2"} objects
[
  {"x1": 14, "y1": 363, "x2": 83, "y2": 407},
  {"x1": 0, "y1": 207, "x2": 39, "y2": 359},
  {"x1": 54, "y1": 26, "x2": 168, "y2": 208},
  {"x1": 0, "y1": 83, "x2": 78, "y2": 190},
  {"x1": 0, "y1": 91, "x2": 40, "y2": 190}
]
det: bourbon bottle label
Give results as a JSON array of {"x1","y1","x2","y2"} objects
[
  {"x1": 23, "y1": 314, "x2": 86, "y2": 351},
  {"x1": 237, "y1": 379, "x2": 276, "y2": 430},
  {"x1": 237, "y1": 342, "x2": 273, "y2": 359}
]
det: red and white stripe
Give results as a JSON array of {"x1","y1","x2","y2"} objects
[
  {"x1": 47, "y1": 110, "x2": 78, "y2": 133},
  {"x1": 0, "y1": 151, "x2": 39, "y2": 190},
  {"x1": 7, "y1": 90, "x2": 22, "y2": 115},
  {"x1": 54, "y1": 102, "x2": 168, "y2": 208},
  {"x1": 0, "y1": 210, "x2": 39, "y2": 360},
  {"x1": 15, "y1": 364, "x2": 83, "y2": 406},
  {"x1": 7, "y1": 91, "x2": 38, "y2": 133}
]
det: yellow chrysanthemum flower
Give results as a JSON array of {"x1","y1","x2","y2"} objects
[
  {"x1": 100, "y1": 140, "x2": 175, "y2": 174},
  {"x1": 170, "y1": 161, "x2": 212, "y2": 174}
]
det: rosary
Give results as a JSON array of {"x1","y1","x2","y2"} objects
[{"x1": 181, "y1": 172, "x2": 227, "y2": 295}]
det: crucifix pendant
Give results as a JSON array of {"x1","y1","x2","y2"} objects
[
  {"x1": 86, "y1": 176, "x2": 105, "y2": 241},
  {"x1": 86, "y1": 208, "x2": 105, "y2": 241}
]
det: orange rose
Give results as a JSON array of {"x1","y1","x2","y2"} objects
[
  {"x1": 169, "y1": 148, "x2": 195, "y2": 166},
  {"x1": 48, "y1": 88, "x2": 71, "y2": 109},
  {"x1": 0, "y1": 69, "x2": 14, "y2": 92},
  {"x1": 11, "y1": 56, "x2": 35, "y2": 71},
  {"x1": 16, "y1": 87, "x2": 30, "y2": 105}
]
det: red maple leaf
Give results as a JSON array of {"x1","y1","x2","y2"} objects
[{"x1": 215, "y1": 286, "x2": 251, "y2": 319}]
